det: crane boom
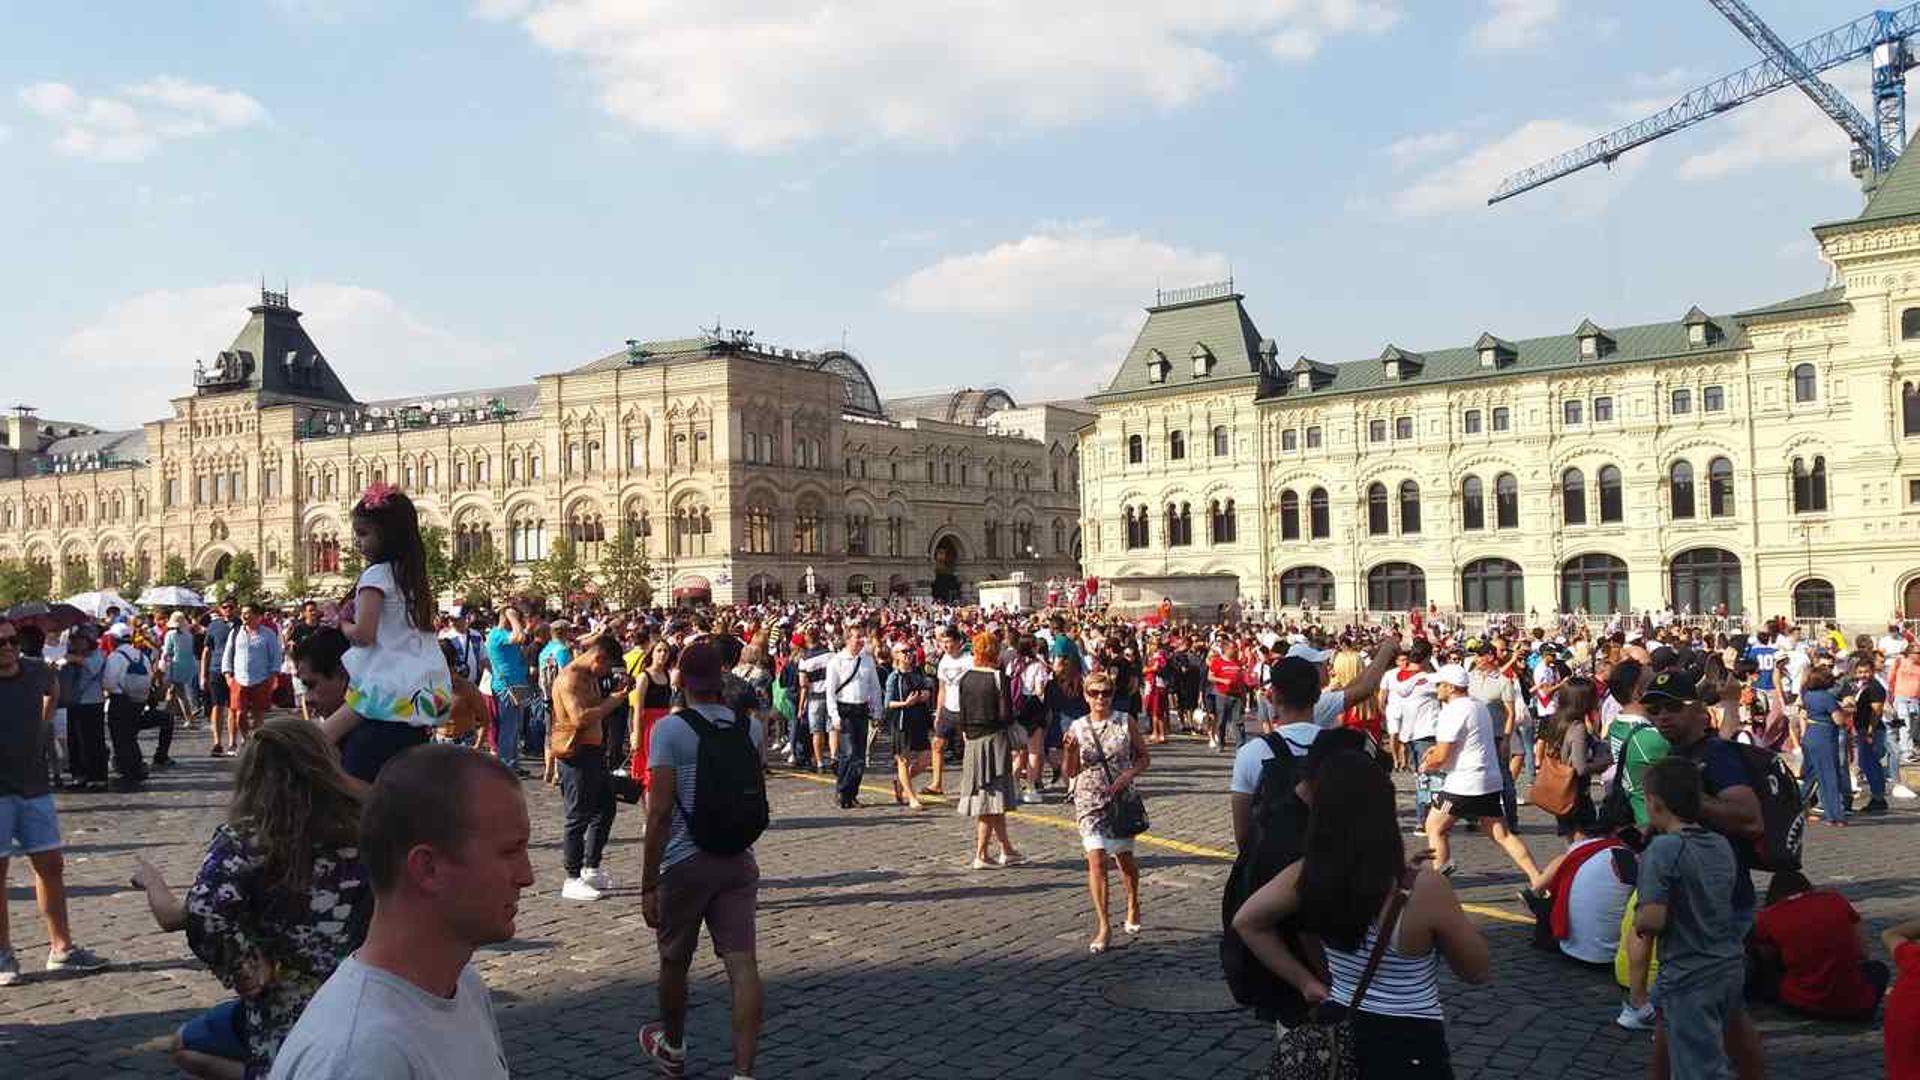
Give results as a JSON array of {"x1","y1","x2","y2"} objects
[
  {"x1": 1707, "y1": 0, "x2": 1880, "y2": 165},
  {"x1": 1489, "y1": 2, "x2": 1920, "y2": 205}
]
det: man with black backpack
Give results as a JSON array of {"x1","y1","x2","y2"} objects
[{"x1": 640, "y1": 639, "x2": 768, "y2": 1080}]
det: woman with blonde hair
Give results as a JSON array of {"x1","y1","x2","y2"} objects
[
  {"x1": 1330, "y1": 647, "x2": 1386, "y2": 750},
  {"x1": 957, "y1": 630, "x2": 1023, "y2": 869},
  {"x1": 1064, "y1": 668, "x2": 1150, "y2": 952},
  {"x1": 130, "y1": 718, "x2": 372, "y2": 1079}
]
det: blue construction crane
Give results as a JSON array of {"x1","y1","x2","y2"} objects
[{"x1": 1489, "y1": 2, "x2": 1920, "y2": 205}]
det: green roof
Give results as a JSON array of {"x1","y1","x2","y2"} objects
[
  {"x1": 1091, "y1": 284, "x2": 1273, "y2": 400},
  {"x1": 1257, "y1": 312, "x2": 1748, "y2": 404},
  {"x1": 1815, "y1": 144, "x2": 1920, "y2": 234},
  {"x1": 1733, "y1": 286, "x2": 1849, "y2": 322}
]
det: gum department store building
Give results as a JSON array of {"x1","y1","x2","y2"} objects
[
  {"x1": 0, "y1": 298, "x2": 1090, "y2": 606},
  {"x1": 1079, "y1": 152, "x2": 1920, "y2": 629}
]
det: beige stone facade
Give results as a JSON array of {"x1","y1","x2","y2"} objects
[
  {"x1": 1080, "y1": 179, "x2": 1920, "y2": 629},
  {"x1": 0, "y1": 298, "x2": 1087, "y2": 605}
]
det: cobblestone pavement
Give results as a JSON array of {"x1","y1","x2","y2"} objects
[{"x1": 0, "y1": 718, "x2": 1907, "y2": 1078}]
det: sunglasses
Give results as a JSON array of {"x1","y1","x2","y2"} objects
[
  {"x1": 1085, "y1": 689, "x2": 1113, "y2": 698},
  {"x1": 1642, "y1": 700, "x2": 1691, "y2": 715}
]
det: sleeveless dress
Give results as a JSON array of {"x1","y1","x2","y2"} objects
[
  {"x1": 1068, "y1": 713, "x2": 1138, "y2": 843},
  {"x1": 340, "y1": 562, "x2": 453, "y2": 725},
  {"x1": 629, "y1": 669, "x2": 673, "y2": 789}
]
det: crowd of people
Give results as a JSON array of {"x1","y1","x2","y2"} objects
[{"x1": 4, "y1": 488, "x2": 1920, "y2": 1078}]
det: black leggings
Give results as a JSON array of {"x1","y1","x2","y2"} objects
[{"x1": 1351, "y1": 1011, "x2": 1452, "y2": 1079}]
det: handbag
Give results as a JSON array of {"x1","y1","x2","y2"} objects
[
  {"x1": 1093, "y1": 721, "x2": 1150, "y2": 838},
  {"x1": 1528, "y1": 742, "x2": 1579, "y2": 817},
  {"x1": 1252, "y1": 875, "x2": 1413, "y2": 1080}
]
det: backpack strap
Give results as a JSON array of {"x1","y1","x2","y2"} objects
[{"x1": 1350, "y1": 872, "x2": 1414, "y2": 1014}]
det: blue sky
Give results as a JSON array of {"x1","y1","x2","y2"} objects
[{"x1": 1, "y1": 0, "x2": 1900, "y2": 427}]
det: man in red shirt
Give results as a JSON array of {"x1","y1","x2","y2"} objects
[
  {"x1": 1885, "y1": 916, "x2": 1920, "y2": 1079},
  {"x1": 1750, "y1": 870, "x2": 1888, "y2": 1021},
  {"x1": 1206, "y1": 642, "x2": 1246, "y2": 753}
]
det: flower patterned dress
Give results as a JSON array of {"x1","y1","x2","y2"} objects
[
  {"x1": 184, "y1": 822, "x2": 373, "y2": 1077},
  {"x1": 1069, "y1": 713, "x2": 1139, "y2": 841}
]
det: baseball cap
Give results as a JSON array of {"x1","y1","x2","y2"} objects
[
  {"x1": 1433, "y1": 663, "x2": 1469, "y2": 688},
  {"x1": 1641, "y1": 670, "x2": 1700, "y2": 704},
  {"x1": 1464, "y1": 637, "x2": 1491, "y2": 655},
  {"x1": 677, "y1": 639, "x2": 726, "y2": 695},
  {"x1": 1286, "y1": 641, "x2": 1333, "y2": 664},
  {"x1": 108, "y1": 623, "x2": 132, "y2": 640}
]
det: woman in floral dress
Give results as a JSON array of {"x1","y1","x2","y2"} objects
[
  {"x1": 1064, "y1": 669, "x2": 1152, "y2": 954},
  {"x1": 131, "y1": 719, "x2": 372, "y2": 1079}
]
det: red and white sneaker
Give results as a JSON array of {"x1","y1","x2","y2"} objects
[{"x1": 639, "y1": 1022, "x2": 686, "y2": 1078}]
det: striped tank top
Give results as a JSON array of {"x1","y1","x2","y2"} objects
[{"x1": 1322, "y1": 918, "x2": 1444, "y2": 1021}]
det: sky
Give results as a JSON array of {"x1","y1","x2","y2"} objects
[{"x1": 1, "y1": 0, "x2": 1903, "y2": 428}]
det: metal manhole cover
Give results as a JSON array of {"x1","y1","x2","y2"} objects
[{"x1": 1102, "y1": 977, "x2": 1240, "y2": 1014}]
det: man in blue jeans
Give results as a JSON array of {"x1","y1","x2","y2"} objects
[{"x1": 485, "y1": 607, "x2": 533, "y2": 776}]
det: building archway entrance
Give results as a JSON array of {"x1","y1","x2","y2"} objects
[
  {"x1": 931, "y1": 534, "x2": 963, "y2": 603},
  {"x1": 1905, "y1": 577, "x2": 1920, "y2": 619},
  {"x1": 210, "y1": 553, "x2": 233, "y2": 583}
]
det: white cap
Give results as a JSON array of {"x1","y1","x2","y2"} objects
[
  {"x1": 1286, "y1": 642, "x2": 1332, "y2": 664},
  {"x1": 108, "y1": 623, "x2": 132, "y2": 640},
  {"x1": 1434, "y1": 663, "x2": 1469, "y2": 688}
]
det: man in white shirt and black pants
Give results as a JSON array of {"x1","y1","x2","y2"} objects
[
  {"x1": 827, "y1": 625, "x2": 883, "y2": 810},
  {"x1": 1421, "y1": 663, "x2": 1543, "y2": 885}
]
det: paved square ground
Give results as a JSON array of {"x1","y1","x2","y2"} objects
[{"x1": 0, "y1": 719, "x2": 1906, "y2": 1078}]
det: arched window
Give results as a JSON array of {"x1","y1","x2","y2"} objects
[
  {"x1": 1903, "y1": 382, "x2": 1920, "y2": 437},
  {"x1": 1165, "y1": 502, "x2": 1193, "y2": 546},
  {"x1": 1598, "y1": 465, "x2": 1623, "y2": 523},
  {"x1": 1279, "y1": 490, "x2": 1300, "y2": 541},
  {"x1": 1560, "y1": 554, "x2": 1629, "y2": 614},
  {"x1": 1212, "y1": 425, "x2": 1230, "y2": 456},
  {"x1": 567, "y1": 510, "x2": 606, "y2": 561},
  {"x1": 1398, "y1": 480, "x2": 1421, "y2": 534},
  {"x1": 1708, "y1": 457, "x2": 1734, "y2": 517},
  {"x1": 1904, "y1": 309, "x2": 1920, "y2": 341},
  {"x1": 454, "y1": 521, "x2": 490, "y2": 561},
  {"x1": 1460, "y1": 558, "x2": 1524, "y2": 614},
  {"x1": 1366, "y1": 562, "x2": 1427, "y2": 611},
  {"x1": 1669, "y1": 461, "x2": 1695, "y2": 519},
  {"x1": 1495, "y1": 472, "x2": 1519, "y2": 529},
  {"x1": 1278, "y1": 566, "x2": 1335, "y2": 608},
  {"x1": 509, "y1": 513, "x2": 547, "y2": 564},
  {"x1": 744, "y1": 504, "x2": 775, "y2": 553},
  {"x1": 1308, "y1": 487, "x2": 1330, "y2": 539},
  {"x1": 1169, "y1": 430, "x2": 1186, "y2": 461},
  {"x1": 1670, "y1": 547, "x2": 1743, "y2": 616},
  {"x1": 793, "y1": 499, "x2": 822, "y2": 555},
  {"x1": 1792, "y1": 578, "x2": 1837, "y2": 620},
  {"x1": 1127, "y1": 434, "x2": 1143, "y2": 464},
  {"x1": 1793, "y1": 362, "x2": 1817, "y2": 403},
  {"x1": 307, "y1": 529, "x2": 341, "y2": 574},
  {"x1": 1124, "y1": 506, "x2": 1149, "y2": 550},
  {"x1": 1561, "y1": 468, "x2": 1586, "y2": 525},
  {"x1": 1211, "y1": 499, "x2": 1237, "y2": 544},
  {"x1": 1791, "y1": 455, "x2": 1829, "y2": 513},
  {"x1": 1461, "y1": 476, "x2": 1485, "y2": 531},
  {"x1": 1366, "y1": 482, "x2": 1389, "y2": 536}
]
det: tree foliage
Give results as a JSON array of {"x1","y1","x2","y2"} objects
[
  {"x1": 0, "y1": 560, "x2": 53, "y2": 608},
  {"x1": 161, "y1": 554, "x2": 196, "y2": 588},
  {"x1": 528, "y1": 538, "x2": 590, "y2": 609},
  {"x1": 216, "y1": 552, "x2": 266, "y2": 608},
  {"x1": 61, "y1": 559, "x2": 95, "y2": 596},
  {"x1": 453, "y1": 545, "x2": 516, "y2": 610},
  {"x1": 596, "y1": 528, "x2": 654, "y2": 609},
  {"x1": 419, "y1": 525, "x2": 454, "y2": 600}
]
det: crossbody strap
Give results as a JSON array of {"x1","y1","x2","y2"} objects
[{"x1": 1349, "y1": 873, "x2": 1414, "y2": 1014}]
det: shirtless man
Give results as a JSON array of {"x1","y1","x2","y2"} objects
[{"x1": 549, "y1": 633, "x2": 632, "y2": 903}]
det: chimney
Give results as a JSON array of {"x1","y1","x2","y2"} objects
[{"x1": 7, "y1": 405, "x2": 40, "y2": 453}]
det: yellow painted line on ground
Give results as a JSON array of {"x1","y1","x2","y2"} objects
[{"x1": 774, "y1": 767, "x2": 1532, "y2": 924}]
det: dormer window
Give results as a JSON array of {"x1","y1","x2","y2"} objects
[
  {"x1": 1475, "y1": 333, "x2": 1516, "y2": 370},
  {"x1": 1289, "y1": 355, "x2": 1333, "y2": 393},
  {"x1": 1295, "y1": 371, "x2": 1311, "y2": 391},
  {"x1": 1575, "y1": 318, "x2": 1614, "y2": 360},
  {"x1": 1379, "y1": 345, "x2": 1424, "y2": 381},
  {"x1": 1683, "y1": 306, "x2": 1721, "y2": 348},
  {"x1": 1146, "y1": 348, "x2": 1169, "y2": 383},
  {"x1": 1191, "y1": 343, "x2": 1215, "y2": 377}
]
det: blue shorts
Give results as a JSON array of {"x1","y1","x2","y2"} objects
[
  {"x1": 0, "y1": 794, "x2": 62, "y2": 857},
  {"x1": 178, "y1": 999, "x2": 247, "y2": 1060},
  {"x1": 807, "y1": 698, "x2": 830, "y2": 735}
]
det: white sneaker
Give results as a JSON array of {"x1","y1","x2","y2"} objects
[
  {"x1": 561, "y1": 877, "x2": 604, "y2": 902},
  {"x1": 581, "y1": 867, "x2": 613, "y2": 891},
  {"x1": 1615, "y1": 1001, "x2": 1656, "y2": 1031},
  {"x1": 1893, "y1": 783, "x2": 1918, "y2": 800},
  {"x1": 1020, "y1": 789, "x2": 1043, "y2": 805}
]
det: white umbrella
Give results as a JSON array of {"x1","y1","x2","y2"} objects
[
  {"x1": 137, "y1": 585, "x2": 206, "y2": 608},
  {"x1": 63, "y1": 589, "x2": 133, "y2": 619}
]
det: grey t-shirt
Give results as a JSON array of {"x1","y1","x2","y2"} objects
[
  {"x1": 268, "y1": 955, "x2": 508, "y2": 1080},
  {"x1": 1467, "y1": 670, "x2": 1514, "y2": 736},
  {"x1": 0, "y1": 659, "x2": 54, "y2": 799},
  {"x1": 648, "y1": 703, "x2": 765, "y2": 871},
  {"x1": 1638, "y1": 826, "x2": 1744, "y2": 992}
]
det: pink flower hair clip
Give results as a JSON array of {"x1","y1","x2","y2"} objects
[{"x1": 360, "y1": 480, "x2": 398, "y2": 509}]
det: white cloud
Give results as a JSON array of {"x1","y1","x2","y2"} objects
[
  {"x1": 1384, "y1": 130, "x2": 1464, "y2": 169},
  {"x1": 1387, "y1": 118, "x2": 1599, "y2": 216},
  {"x1": 884, "y1": 223, "x2": 1229, "y2": 315},
  {"x1": 479, "y1": 1, "x2": 1400, "y2": 151},
  {"x1": 1470, "y1": 0, "x2": 1561, "y2": 51},
  {"x1": 1674, "y1": 68, "x2": 1871, "y2": 185},
  {"x1": 16, "y1": 77, "x2": 266, "y2": 162},
  {"x1": 49, "y1": 283, "x2": 506, "y2": 427}
]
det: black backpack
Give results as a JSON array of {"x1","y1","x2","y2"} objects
[
  {"x1": 1220, "y1": 732, "x2": 1316, "y2": 1023},
  {"x1": 672, "y1": 708, "x2": 770, "y2": 856},
  {"x1": 1688, "y1": 737, "x2": 1804, "y2": 873}
]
